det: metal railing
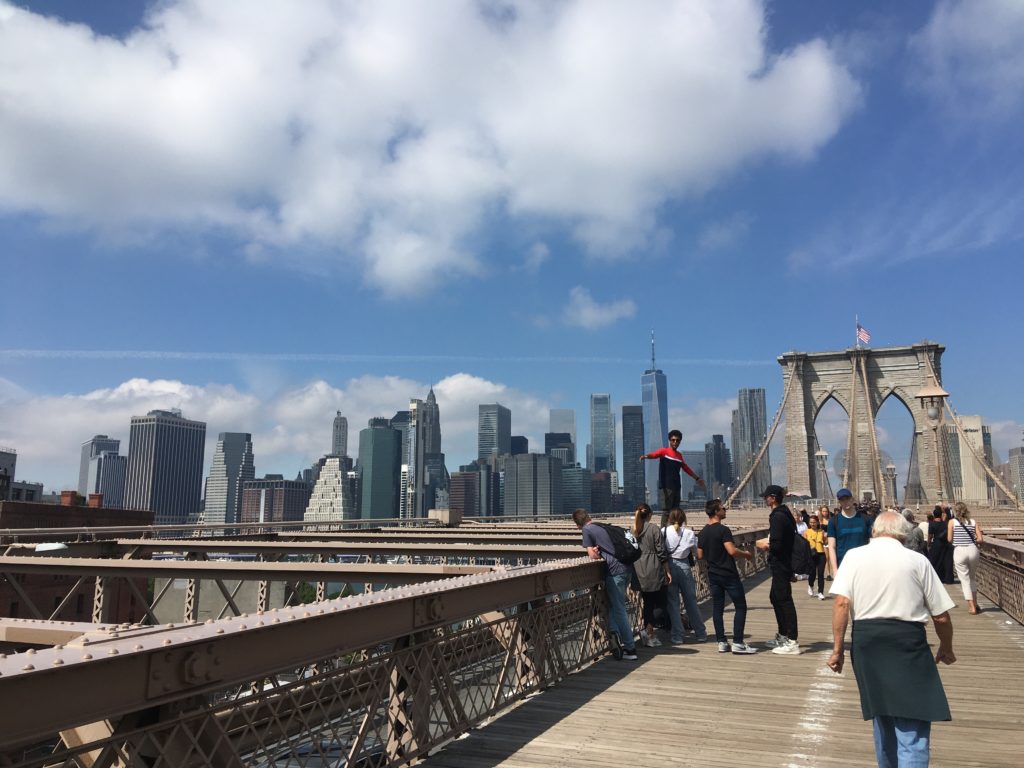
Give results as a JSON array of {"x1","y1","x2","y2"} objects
[{"x1": 978, "y1": 537, "x2": 1024, "y2": 625}]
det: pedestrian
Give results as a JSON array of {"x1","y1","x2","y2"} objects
[
  {"x1": 640, "y1": 429, "x2": 705, "y2": 526},
  {"x1": 827, "y1": 488, "x2": 871, "y2": 575},
  {"x1": 948, "y1": 502, "x2": 984, "y2": 615},
  {"x1": 632, "y1": 503, "x2": 671, "y2": 647},
  {"x1": 804, "y1": 514, "x2": 827, "y2": 600},
  {"x1": 573, "y1": 508, "x2": 638, "y2": 661},
  {"x1": 756, "y1": 484, "x2": 800, "y2": 655},
  {"x1": 663, "y1": 507, "x2": 707, "y2": 644},
  {"x1": 902, "y1": 509, "x2": 927, "y2": 556},
  {"x1": 927, "y1": 506, "x2": 954, "y2": 584},
  {"x1": 819, "y1": 505, "x2": 834, "y2": 580},
  {"x1": 696, "y1": 498, "x2": 757, "y2": 654},
  {"x1": 828, "y1": 511, "x2": 956, "y2": 768}
]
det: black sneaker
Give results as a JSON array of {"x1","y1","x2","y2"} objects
[
  {"x1": 622, "y1": 650, "x2": 638, "y2": 661},
  {"x1": 609, "y1": 631, "x2": 623, "y2": 660}
]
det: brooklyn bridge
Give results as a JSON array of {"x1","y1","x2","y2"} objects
[{"x1": 1, "y1": 343, "x2": 1021, "y2": 767}]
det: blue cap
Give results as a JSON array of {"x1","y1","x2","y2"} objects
[{"x1": 837, "y1": 488, "x2": 853, "y2": 499}]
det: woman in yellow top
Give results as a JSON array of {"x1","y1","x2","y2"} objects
[{"x1": 804, "y1": 516, "x2": 826, "y2": 600}]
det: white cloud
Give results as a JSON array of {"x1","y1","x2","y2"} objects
[
  {"x1": 909, "y1": 0, "x2": 1024, "y2": 118},
  {"x1": 697, "y1": 212, "x2": 753, "y2": 252},
  {"x1": 668, "y1": 397, "x2": 737, "y2": 450},
  {"x1": 0, "y1": 373, "x2": 552, "y2": 491},
  {"x1": 0, "y1": 0, "x2": 860, "y2": 295},
  {"x1": 518, "y1": 241, "x2": 549, "y2": 274},
  {"x1": 562, "y1": 286, "x2": 636, "y2": 330}
]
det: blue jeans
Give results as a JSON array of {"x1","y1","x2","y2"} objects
[
  {"x1": 872, "y1": 716, "x2": 930, "y2": 767},
  {"x1": 605, "y1": 572, "x2": 635, "y2": 652},
  {"x1": 667, "y1": 559, "x2": 706, "y2": 642},
  {"x1": 708, "y1": 571, "x2": 747, "y2": 644}
]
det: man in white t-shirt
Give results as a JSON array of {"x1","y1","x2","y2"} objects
[{"x1": 828, "y1": 511, "x2": 956, "y2": 768}]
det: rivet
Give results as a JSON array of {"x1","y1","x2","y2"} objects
[
  {"x1": 215, "y1": 629, "x2": 224, "y2": 635},
  {"x1": 162, "y1": 639, "x2": 172, "y2": 646},
  {"x1": 108, "y1": 648, "x2": 118, "y2": 656},
  {"x1": 82, "y1": 653, "x2": 93, "y2": 660},
  {"x1": 134, "y1": 644, "x2": 144, "y2": 651},
  {"x1": 22, "y1": 664, "x2": 35, "y2": 671},
  {"x1": 239, "y1": 624, "x2": 247, "y2": 630},
  {"x1": 25, "y1": 649, "x2": 36, "y2": 656},
  {"x1": 52, "y1": 659, "x2": 64, "y2": 666}
]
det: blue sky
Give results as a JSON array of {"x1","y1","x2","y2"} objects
[{"x1": 1, "y1": 0, "x2": 1022, "y2": 493}]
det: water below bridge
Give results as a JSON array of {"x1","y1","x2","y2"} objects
[{"x1": 423, "y1": 573, "x2": 1024, "y2": 768}]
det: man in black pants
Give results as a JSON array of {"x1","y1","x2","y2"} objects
[{"x1": 756, "y1": 484, "x2": 800, "y2": 655}]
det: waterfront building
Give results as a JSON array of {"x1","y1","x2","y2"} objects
[
  {"x1": 622, "y1": 405, "x2": 645, "y2": 508},
  {"x1": 78, "y1": 435, "x2": 120, "y2": 495},
  {"x1": 204, "y1": 432, "x2": 255, "y2": 528},
  {"x1": 589, "y1": 394, "x2": 615, "y2": 473},
  {"x1": 124, "y1": 409, "x2": 206, "y2": 526},
  {"x1": 358, "y1": 418, "x2": 402, "y2": 520},
  {"x1": 502, "y1": 453, "x2": 562, "y2": 518},
  {"x1": 478, "y1": 403, "x2": 511, "y2": 462}
]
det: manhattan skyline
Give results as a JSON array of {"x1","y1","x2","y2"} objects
[{"x1": 1, "y1": 0, "x2": 1022, "y2": 493}]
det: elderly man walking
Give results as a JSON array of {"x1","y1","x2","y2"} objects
[{"x1": 828, "y1": 511, "x2": 956, "y2": 768}]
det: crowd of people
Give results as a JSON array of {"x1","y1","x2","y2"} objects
[{"x1": 571, "y1": 430, "x2": 985, "y2": 766}]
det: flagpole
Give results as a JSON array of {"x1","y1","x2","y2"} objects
[{"x1": 855, "y1": 314, "x2": 860, "y2": 349}]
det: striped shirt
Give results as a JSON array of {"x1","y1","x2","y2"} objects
[{"x1": 951, "y1": 518, "x2": 977, "y2": 547}]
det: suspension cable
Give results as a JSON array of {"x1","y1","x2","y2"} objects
[{"x1": 858, "y1": 353, "x2": 887, "y2": 506}]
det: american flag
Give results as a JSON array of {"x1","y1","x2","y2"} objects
[{"x1": 856, "y1": 324, "x2": 871, "y2": 345}]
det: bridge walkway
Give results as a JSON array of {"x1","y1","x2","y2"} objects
[{"x1": 423, "y1": 573, "x2": 1024, "y2": 768}]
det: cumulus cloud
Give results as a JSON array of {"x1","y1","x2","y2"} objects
[
  {"x1": 562, "y1": 286, "x2": 636, "y2": 330},
  {"x1": 909, "y1": 0, "x2": 1024, "y2": 118},
  {"x1": 0, "y1": 0, "x2": 860, "y2": 295},
  {"x1": 668, "y1": 397, "x2": 737, "y2": 450},
  {"x1": 0, "y1": 373, "x2": 552, "y2": 491}
]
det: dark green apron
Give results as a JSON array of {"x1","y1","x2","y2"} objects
[{"x1": 851, "y1": 618, "x2": 951, "y2": 722}]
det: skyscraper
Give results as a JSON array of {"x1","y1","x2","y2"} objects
[
  {"x1": 478, "y1": 403, "x2": 511, "y2": 461},
  {"x1": 560, "y1": 463, "x2": 592, "y2": 515},
  {"x1": 304, "y1": 455, "x2": 357, "y2": 522},
  {"x1": 332, "y1": 411, "x2": 348, "y2": 457},
  {"x1": 943, "y1": 416, "x2": 992, "y2": 502},
  {"x1": 359, "y1": 418, "x2": 402, "y2": 519},
  {"x1": 422, "y1": 388, "x2": 442, "y2": 454},
  {"x1": 79, "y1": 435, "x2": 120, "y2": 495},
  {"x1": 641, "y1": 333, "x2": 668, "y2": 508},
  {"x1": 731, "y1": 389, "x2": 770, "y2": 503},
  {"x1": 85, "y1": 451, "x2": 128, "y2": 508},
  {"x1": 502, "y1": 453, "x2": 562, "y2": 517},
  {"x1": 124, "y1": 409, "x2": 206, "y2": 526},
  {"x1": 544, "y1": 432, "x2": 575, "y2": 465},
  {"x1": 622, "y1": 405, "x2": 645, "y2": 508},
  {"x1": 241, "y1": 475, "x2": 311, "y2": 524},
  {"x1": 589, "y1": 394, "x2": 615, "y2": 473},
  {"x1": 204, "y1": 432, "x2": 255, "y2": 528},
  {"x1": 510, "y1": 436, "x2": 529, "y2": 455},
  {"x1": 704, "y1": 434, "x2": 733, "y2": 499},
  {"x1": 550, "y1": 409, "x2": 576, "y2": 447},
  {"x1": 0, "y1": 447, "x2": 15, "y2": 500},
  {"x1": 1009, "y1": 447, "x2": 1024, "y2": 502}
]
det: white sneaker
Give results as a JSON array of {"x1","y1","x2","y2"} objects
[
  {"x1": 765, "y1": 633, "x2": 787, "y2": 648},
  {"x1": 817, "y1": 592, "x2": 825, "y2": 600},
  {"x1": 808, "y1": 585, "x2": 814, "y2": 596},
  {"x1": 649, "y1": 635, "x2": 663, "y2": 647},
  {"x1": 717, "y1": 641, "x2": 731, "y2": 653},
  {"x1": 639, "y1": 631, "x2": 651, "y2": 647},
  {"x1": 731, "y1": 642, "x2": 757, "y2": 655},
  {"x1": 772, "y1": 639, "x2": 801, "y2": 655}
]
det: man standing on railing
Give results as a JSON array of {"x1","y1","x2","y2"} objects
[
  {"x1": 757, "y1": 484, "x2": 800, "y2": 655},
  {"x1": 828, "y1": 511, "x2": 955, "y2": 768},
  {"x1": 640, "y1": 429, "x2": 705, "y2": 526},
  {"x1": 573, "y1": 508, "x2": 638, "y2": 661}
]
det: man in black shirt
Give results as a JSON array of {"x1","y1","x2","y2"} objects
[
  {"x1": 697, "y1": 498, "x2": 756, "y2": 654},
  {"x1": 756, "y1": 484, "x2": 800, "y2": 655}
]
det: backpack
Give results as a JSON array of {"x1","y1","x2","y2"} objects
[
  {"x1": 595, "y1": 522, "x2": 642, "y2": 565},
  {"x1": 791, "y1": 531, "x2": 813, "y2": 576}
]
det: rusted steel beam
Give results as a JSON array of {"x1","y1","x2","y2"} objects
[
  {"x1": 0, "y1": 558, "x2": 603, "y2": 748},
  {"x1": 0, "y1": 556, "x2": 490, "y2": 583}
]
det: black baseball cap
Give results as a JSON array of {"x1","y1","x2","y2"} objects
[{"x1": 760, "y1": 484, "x2": 786, "y2": 500}]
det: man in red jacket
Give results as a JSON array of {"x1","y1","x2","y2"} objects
[{"x1": 640, "y1": 429, "x2": 704, "y2": 526}]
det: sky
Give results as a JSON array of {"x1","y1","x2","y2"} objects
[{"x1": 1, "y1": 0, "x2": 1022, "y2": 495}]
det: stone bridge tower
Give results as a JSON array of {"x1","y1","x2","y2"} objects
[{"x1": 779, "y1": 342, "x2": 945, "y2": 504}]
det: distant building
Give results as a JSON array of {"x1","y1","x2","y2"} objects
[
  {"x1": 704, "y1": 434, "x2": 734, "y2": 499},
  {"x1": 241, "y1": 474, "x2": 311, "y2": 524},
  {"x1": 449, "y1": 471, "x2": 480, "y2": 518},
  {"x1": 204, "y1": 432, "x2": 255, "y2": 528},
  {"x1": 561, "y1": 464, "x2": 591, "y2": 515},
  {"x1": 550, "y1": 409, "x2": 577, "y2": 446},
  {"x1": 124, "y1": 409, "x2": 206, "y2": 526},
  {"x1": 511, "y1": 436, "x2": 529, "y2": 455},
  {"x1": 359, "y1": 418, "x2": 402, "y2": 519},
  {"x1": 589, "y1": 394, "x2": 615, "y2": 473},
  {"x1": 731, "y1": 389, "x2": 770, "y2": 503},
  {"x1": 943, "y1": 416, "x2": 994, "y2": 502},
  {"x1": 0, "y1": 447, "x2": 16, "y2": 501},
  {"x1": 478, "y1": 403, "x2": 512, "y2": 462},
  {"x1": 642, "y1": 335, "x2": 669, "y2": 509},
  {"x1": 621, "y1": 405, "x2": 645, "y2": 508},
  {"x1": 681, "y1": 450, "x2": 708, "y2": 501},
  {"x1": 78, "y1": 435, "x2": 120, "y2": 495},
  {"x1": 9, "y1": 481, "x2": 43, "y2": 502},
  {"x1": 503, "y1": 453, "x2": 562, "y2": 517},
  {"x1": 1009, "y1": 447, "x2": 1024, "y2": 502},
  {"x1": 332, "y1": 411, "x2": 349, "y2": 457},
  {"x1": 304, "y1": 455, "x2": 357, "y2": 522},
  {"x1": 85, "y1": 451, "x2": 128, "y2": 508},
  {"x1": 545, "y1": 432, "x2": 575, "y2": 466},
  {"x1": 591, "y1": 471, "x2": 612, "y2": 515}
]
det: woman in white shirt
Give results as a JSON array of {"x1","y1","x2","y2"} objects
[
  {"x1": 663, "y1": 508, "x2": 707, "y2": 643},
  {"x1": 948, "y1": 502, "x2": 984, "y2": 615}
]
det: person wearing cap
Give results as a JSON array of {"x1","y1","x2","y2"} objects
[
  {"x1": 827, "y1": 488, "x2": 871, "y2": 575},
  {"x1": 755, "y1": 484, "x2": 800, "y2": 654}
]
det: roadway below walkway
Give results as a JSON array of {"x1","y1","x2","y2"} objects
[{"x1": 423, "y1": 572, "x2": 1024, "y2": 768}]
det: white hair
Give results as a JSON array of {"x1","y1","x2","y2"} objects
[{"x1": 873, "y1": 510, "x2": 912, "y2": 542}]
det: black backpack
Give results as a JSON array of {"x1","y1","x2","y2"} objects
[
  {"x1": 791, "y1": 531, "x2": 814, "y2": 575},
  {"x1": 595, "y1": 523, "x2": 642, "y2": 565}
]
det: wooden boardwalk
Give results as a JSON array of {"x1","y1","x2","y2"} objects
[{"x1": 423, "y1": 573, "x2": 1024, "y2": 768}]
